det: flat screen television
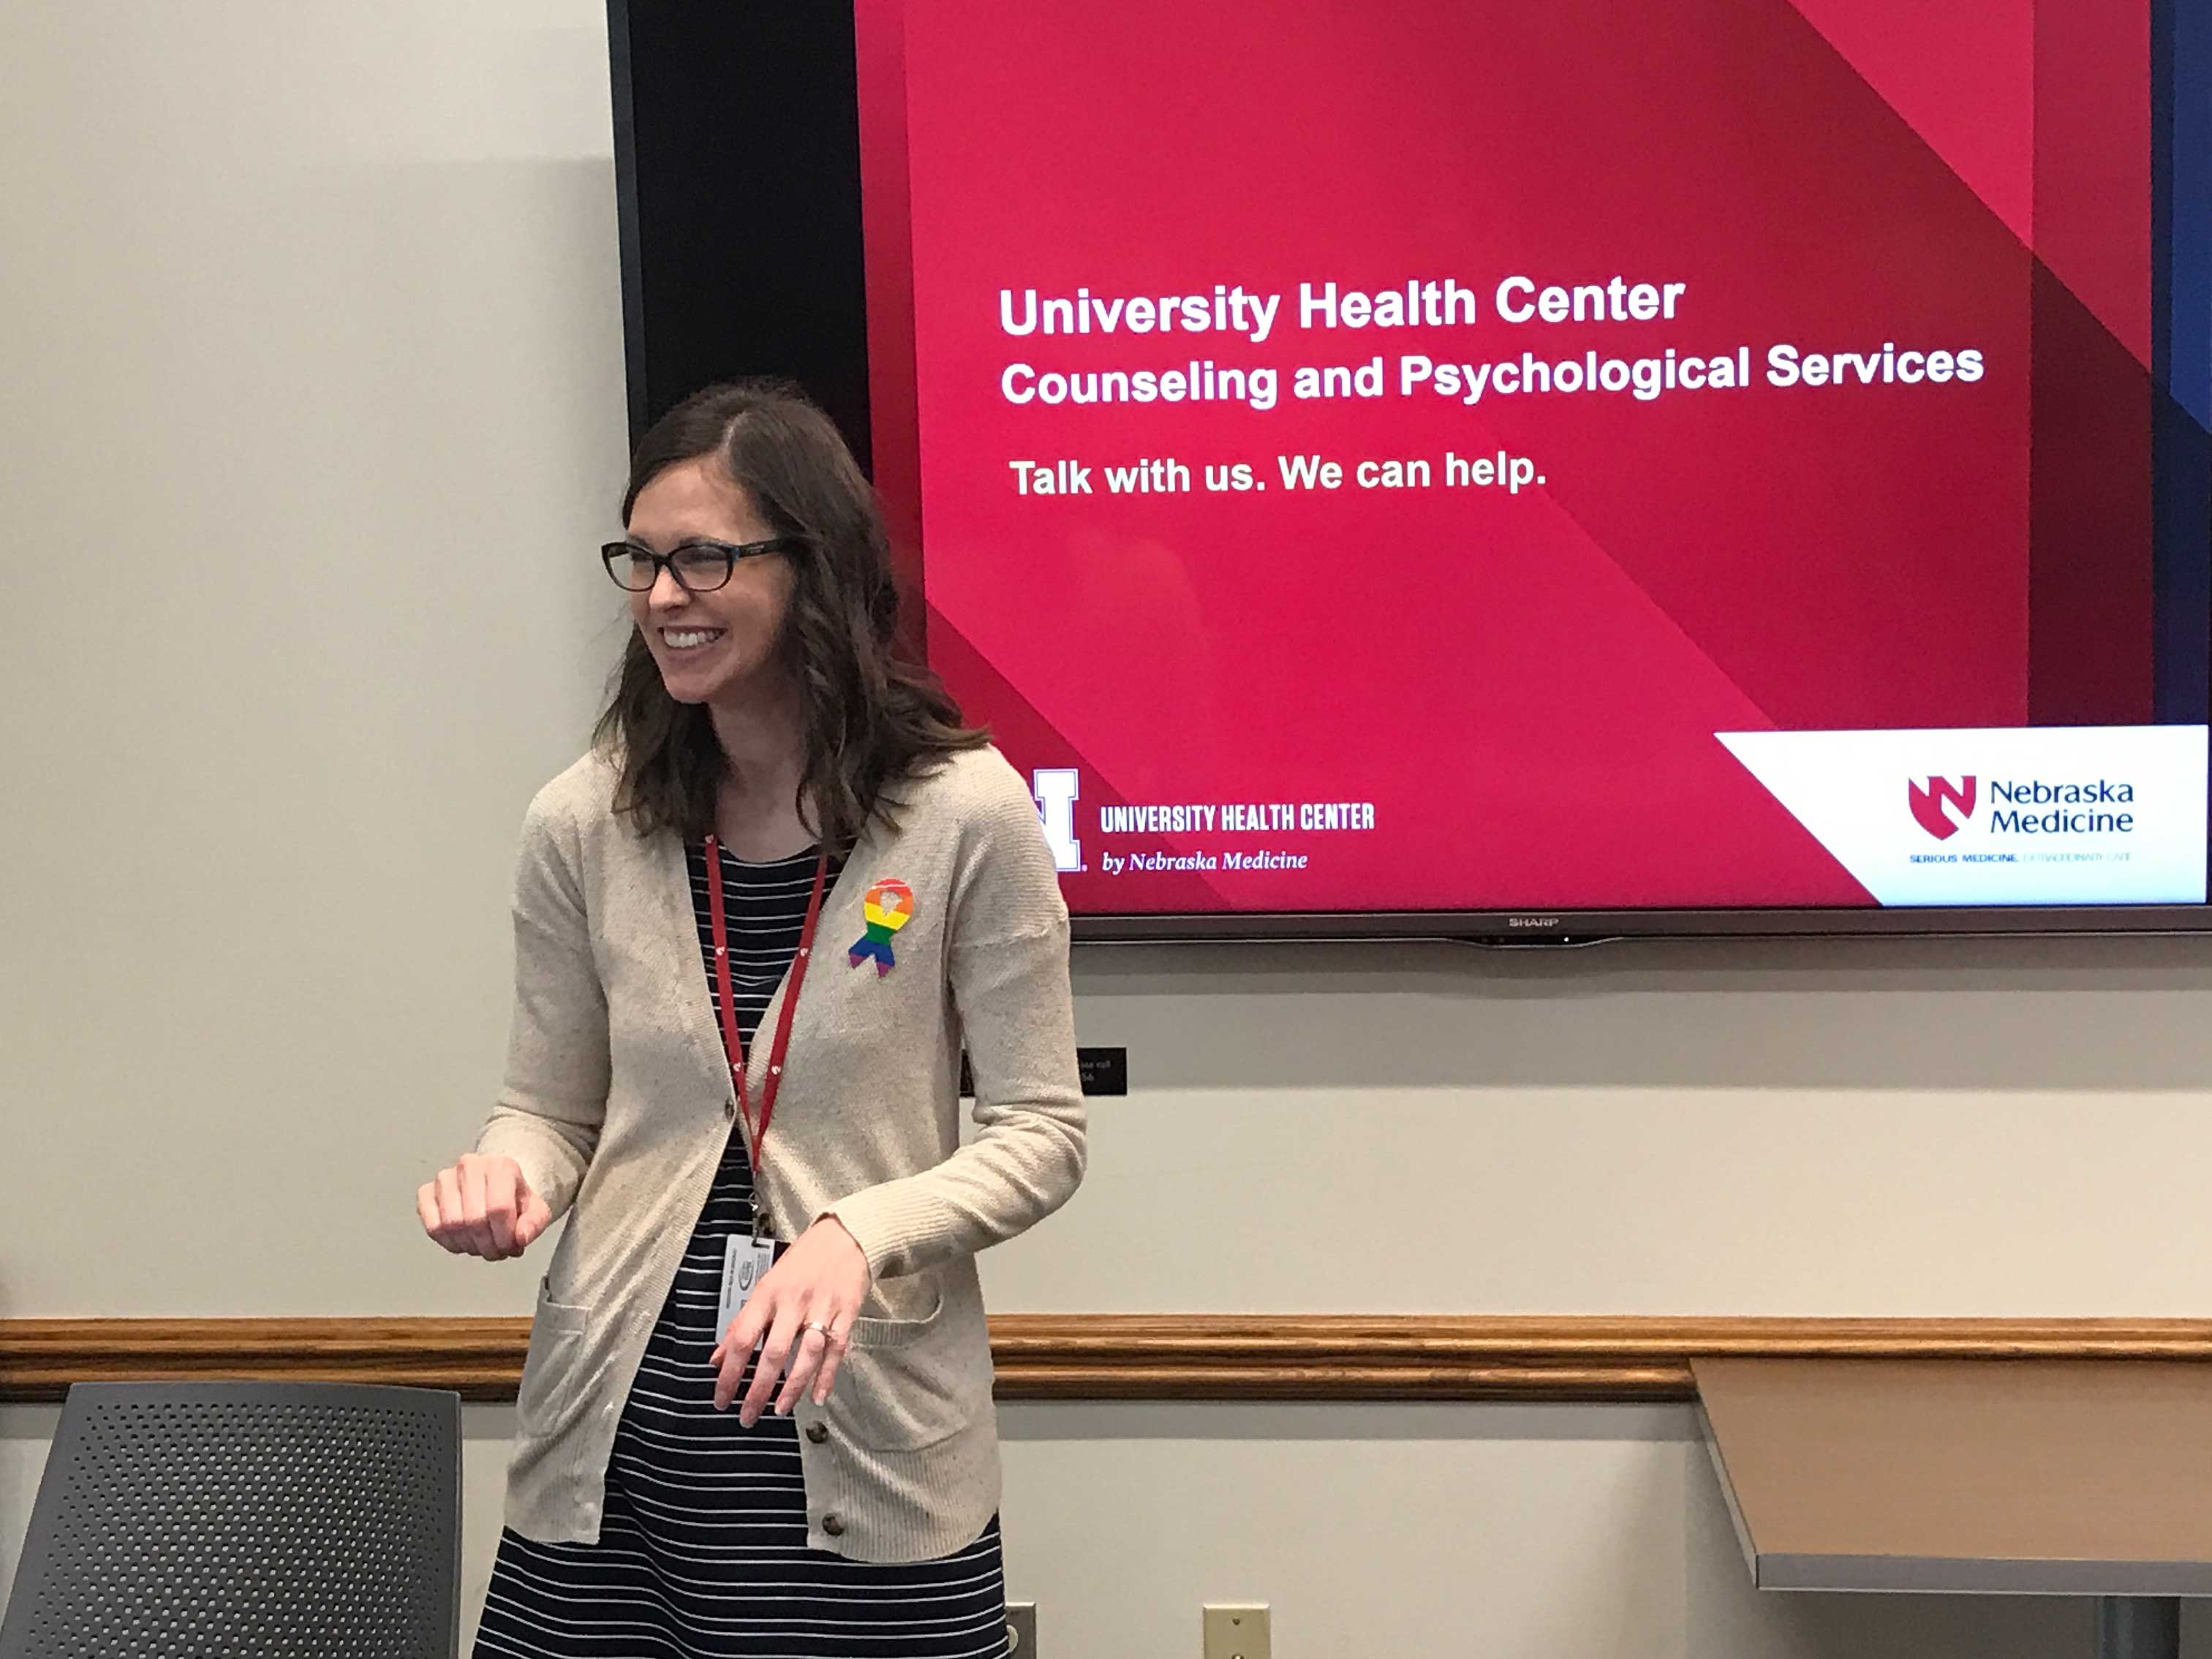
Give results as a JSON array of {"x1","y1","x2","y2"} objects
[{"x1": 608, "y1": 0, "x2": 2211, "y2": 942}]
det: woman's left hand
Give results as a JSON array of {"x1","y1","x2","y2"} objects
[{"x1": 711, "y1": 1214, "x2": 872, "y2": 1426}]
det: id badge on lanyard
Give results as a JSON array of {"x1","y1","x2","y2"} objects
[
  {"x1": 703, "y1": 835, "x2": 831, "y2": 1334},
  {"x1": 717, "y1": 1234, "x2": 787, "y2": 1338}
]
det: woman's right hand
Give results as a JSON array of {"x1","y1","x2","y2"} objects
[{"x1": 418, "y1": 1152, "x2": 550, "y2": 1261}]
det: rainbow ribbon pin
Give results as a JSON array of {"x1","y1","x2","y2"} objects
[{"x1": 849, "y1": 877, "x2": 915, "y2": 976}]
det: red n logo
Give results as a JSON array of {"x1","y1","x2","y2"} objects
[{"x1": 1908, "y1": 776, "x2": 1977, "y2": 839}]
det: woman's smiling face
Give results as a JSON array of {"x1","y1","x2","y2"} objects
[{"x1": 622, "y1": 457, "x2": 797, "y2": 708}]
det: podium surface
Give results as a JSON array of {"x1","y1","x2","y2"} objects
[{"x1": 1695, "y1": 1357, "x2": 2212, "y2": 1659}]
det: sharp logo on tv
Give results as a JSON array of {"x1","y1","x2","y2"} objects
[
  {"x1": 1907, "y1": 775, "x2": 1976, "y2": 840},
  {"x1": 1031, "y1": 768, "x2": 1082, "y2": 872}
]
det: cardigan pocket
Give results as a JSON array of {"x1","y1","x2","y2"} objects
[
  {"x1": 516, "y1": 1274, "x2": 593, "y2": 1440},
  {"x1": 846, "y1": 1280, "x2": 945, "y2": 1351},
  {"x1": 826, "y1": 1284, "x2": 975, "y2": 1451}
]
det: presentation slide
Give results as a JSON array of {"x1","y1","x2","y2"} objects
[{"x1": 857, "y1": 0, "x2": 2208, "y2": 915}]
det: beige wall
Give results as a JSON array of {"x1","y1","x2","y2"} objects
[{"x1": 5, "y1": 4, "x2": 2211, "y2": 1655}]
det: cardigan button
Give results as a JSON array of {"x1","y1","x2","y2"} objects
[
  {"x1": 805, "y1": 1421, "x2": 829, "y2": 1445},
  {"x1": 823, "y1": 1513, "x2": 846, "y2": 1538}
]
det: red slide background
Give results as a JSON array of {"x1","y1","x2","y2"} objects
[{"x1": 856, "y1": 0, "x2": 2151, "y2": 914}]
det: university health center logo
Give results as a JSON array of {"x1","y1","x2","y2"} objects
[
  {"x1": 1031, "y1": 768, "x2": 1082, "y2": 872},
  {"x1": 1907, "y1": 774, "x2": 1977, "y2": 841}
]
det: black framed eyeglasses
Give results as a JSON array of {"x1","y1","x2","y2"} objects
[{"x1": 600, "y1": 536, "x2": 799, "y2": 593}]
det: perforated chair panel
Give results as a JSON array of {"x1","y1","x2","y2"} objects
[{"x1": 0, "y1": 1382, "x2": 461, "y2": 1659}]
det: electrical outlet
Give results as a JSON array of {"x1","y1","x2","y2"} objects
[
  {"x1": 1005, "y1": 1601, "x2": 1038, "y2": 1656},
  {"x1": 1203, "y1": 1603, "x2": 1271, "y2": 1659}
]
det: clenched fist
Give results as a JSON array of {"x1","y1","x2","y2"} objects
[{"x1": 418, "y1": 1152, "x2": 549, "y2": 1261}]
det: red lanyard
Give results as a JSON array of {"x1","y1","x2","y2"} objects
[{"x1": 703, "y1": 836, "x2": 832, "y2": 1184}]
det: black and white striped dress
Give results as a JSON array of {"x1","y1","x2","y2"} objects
[{"x1": 474, "y1": 840, "x2": 1011, "y2": 1659}]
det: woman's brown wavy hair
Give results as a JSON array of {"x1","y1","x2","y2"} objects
[{"x1": 592, "y1": 378, "x2": 986, "y2": 848}]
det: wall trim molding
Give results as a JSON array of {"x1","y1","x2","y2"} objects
[{"x1": 6, "y1": 1316, "x2": 2210, "y2": 1405}]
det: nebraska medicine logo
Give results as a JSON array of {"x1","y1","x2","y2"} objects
[
  {"x1": 1032, "y1": 768, "x2": 1082, "y2": 872},
  {"x1": 1907, "y1": 772, "x2": 2137, "y2": 841},
  {"x1": 1908, "y1": 775, "x2": 1975, "y2": 840}
]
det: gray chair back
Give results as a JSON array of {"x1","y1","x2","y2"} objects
[{"x1": 0, "y1": 1380, "x2": 461, "y2": 1658}]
